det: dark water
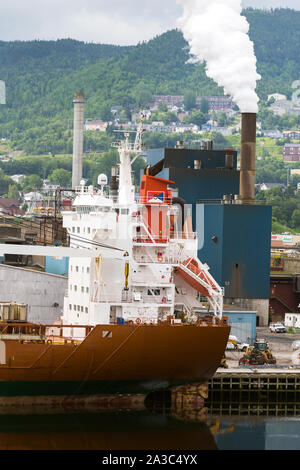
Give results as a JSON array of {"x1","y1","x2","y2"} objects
[{"x1": 0, "y1": 406, "x2": 299, "y2": 451}]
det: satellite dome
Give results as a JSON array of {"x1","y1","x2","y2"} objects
[{"x1": 98, "y1": 174, "x2": 108, "y2": 186}]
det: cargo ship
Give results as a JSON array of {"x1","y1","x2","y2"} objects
[{"x1": 0, "y1": 123, "x2": 230, "y2": 397}]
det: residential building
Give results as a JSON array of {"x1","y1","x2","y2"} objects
[
  {"x1": 263, "y1": 130, "x2": 283, "y2": 139},
  {"x1": 268, "y1": 93, "x2": 287, "y2": 102},
  {"x1": 11, "y1": 174, "x2": 25, "y2": 184},
  {"x1": 151, "y1": 95, "x2": 234, "y2": 112},
  {"x1": 152, "y1": 95, "x2": 184, "y2": 107},
  {"x1": 196, "y1": 96, "x2": 233, "y2": 112},
  {"x1": 283, "y1": 130, "x2": 300, "y2": 140},
  {"x1": 283, "y1": 143, "x2": 300, "y2": 162},
  {"x1": 43, "y1": 180, "x2": 60, "y2": 196},
  {"x1": 256, "y1": 183, "x2": 286, "y2": 191},
  {"x1": 84, "y1": 120, "x2": 108, "y2": 132},
  {"x1": 0, "y1": 198, "x2": 24, "y2": 216}
]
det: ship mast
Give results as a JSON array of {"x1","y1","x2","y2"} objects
[{"x1": 112, "y1": 117, "x2": 145, "y2": 206}]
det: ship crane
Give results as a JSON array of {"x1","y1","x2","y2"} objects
[{"x1": 0, "y1": 242, "x2": 127, "y2": 260}]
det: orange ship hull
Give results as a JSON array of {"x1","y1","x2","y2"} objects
[{"x1": 0, "y1": 323, "x2": 230, "y2": 396}]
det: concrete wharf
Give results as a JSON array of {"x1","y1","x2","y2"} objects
[{"x1": 207, "y1": 368, "x2": 300, "y2": 416}]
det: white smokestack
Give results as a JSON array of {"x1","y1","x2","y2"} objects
[
  {"x1": 72, "y1": 92, "x2": 85, "y2": 189},
  {"x1": 177, "y1": 0, "x2": 261, "y2": 113}
]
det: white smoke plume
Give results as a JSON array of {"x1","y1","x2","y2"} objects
[{"x1": 177, "y1": 0, "x2": 261, "y2": 113}]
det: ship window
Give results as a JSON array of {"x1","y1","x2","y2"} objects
[
  {"x1": 102, "y1": 331, "x2": 112, "y2": 338},
  {"x1": 86, "y1": 287, "x2": 89, "y2": 293},
  {"x1": 81, "y1": 306, "x2": 84, "y2": 312},
  {"x1": 76, "y1": 266, "x2": 79, "y2": 272},
  {"x1": 87, "y1": 267, "x2": 90, "y2": 273},
  {"x1": 74, "y1": 285, "x2": 77, "y2": 291},
  {"x1": 69, "y1": 304, "x2": 72, "y2": 310},
  {"x1": 77, "y1": 227, "x2": 80, "y2": 233},
  {"x1": 88, "y1": 228, "x2": 91, "y2": 234},
  {"x1": 148, "y1": 289, "x2": 160, "y2": 296},
  {"x1": 77, "y1": 305, "x2": 80, "y2": 311},
  {"x1": 74, "y1": 305, "x2": 76, "y2": 311},
  {"x1": 72, "y1": 227, "x2": 75, "y2": 233},
  {"x1": 85, "y1": 307, "x2": 88, "y2": 313},
  {"x1": 81, "y1": 287, "x2": 84, "y2": 293}
]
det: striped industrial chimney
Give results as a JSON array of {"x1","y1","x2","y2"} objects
[{"x1": 72, "y1": 93, "x2": 85, "y2": 189}]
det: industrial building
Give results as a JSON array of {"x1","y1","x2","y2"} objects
[{"x1": 145, "y1": 114, "x2": 272, "y2": 326}]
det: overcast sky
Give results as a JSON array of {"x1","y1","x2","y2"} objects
[{"x1": 0, "y1": 0, "x2": 299, "y2": 45}]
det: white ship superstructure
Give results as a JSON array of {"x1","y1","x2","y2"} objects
[{"x1": 62, "y1": 124, "x2": 223, "y2": 337}]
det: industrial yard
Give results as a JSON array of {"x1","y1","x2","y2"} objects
[
  {"x1": 0, "y1": 0, "x2": 299, "y2": 454},
  {"x1": 224, "y1": 328, "x2": 300, "y2": 368}
]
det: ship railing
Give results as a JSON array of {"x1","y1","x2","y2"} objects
[
  {"x1": 132, "y1": 233, "x2": 196, "y2": 244},
  {"x1": 112, "y1": 141, "x2": 139, "y2": 152},
  {"x1": 196, "y1": 198, "x2": 267, "y2": 205},
  {"x1": 92, "y1": 291, "x2": 173, "y2": 305},
  {"x1": 135, "y1": 296, "x2": 172, "y2": 305},
  {"x1": 75, "y1": 186, "x2": 94, "y2": 195}
]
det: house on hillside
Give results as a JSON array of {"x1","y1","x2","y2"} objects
[
  {"x1": 11, "y1": 175, "x2": 26, "y2": 185},
  {"x1": 256, "y1": 183, "x2": 286, "y2": 192},
  {"x1": 283, "y1": 131, "x2": 300, "y2": 140},
  {"x1": 263, "y1": 130, "x2": 283, "y2": 139},
  {"x1": 0, "y1": 198, "x2": 24, "y2": 216},
  {"x1": 283, "y1": 143, "x2": 300, "y2": 162},
  {"x1": 84, "y1": 120, "x2": 108, "y2": 132},
  {"x1": 268, "y1": 93, "x2": 287, "y2": 102}
]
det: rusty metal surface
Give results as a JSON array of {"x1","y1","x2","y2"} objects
[
  {"x1": 240, "y1": 113, "x2": 257, "y2": 203},
  {"x1": 0, "y1": 323, "x2": 230, "y2": 388}
]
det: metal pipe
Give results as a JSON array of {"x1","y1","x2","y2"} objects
[
  {"x1": 72, "y1": 93, "x2": 85, "y2": 189},
  {"x1": 240, "y1": 113, "x2": 256, "y2": 203}
]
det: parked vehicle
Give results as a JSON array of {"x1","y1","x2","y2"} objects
[
  {"x1": 269, "y1": 323, "x2": 286, "y2": 333},
  {"x1": 292, "y1": 340, "x2": 300, "y2": 350},
  {"x1": 226, "y1": 335, "x2": 249, "y2": 351}
]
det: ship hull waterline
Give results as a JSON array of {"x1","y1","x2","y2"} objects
[{"x1": 0, "y1": 324, "x2": 230, "y2": 397}]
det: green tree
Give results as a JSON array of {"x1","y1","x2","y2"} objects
[
  {"x1": 135, "y1": 83, "x2": 152, "y2": 107},
  {"x1": 187, "y1": 111, "x2": 207, "y2": 127},
  {"x1": 158, "y1": 102, "x2": 168, "y2": 113},
  {"x1": 7, "y1": 184, "x2": 20, "y2": 200},
  {"x1": 100, "y1": 104, "x2": 113, "y2": 122},
  {"x1": 292, "y1": 209, "x2": 300, "y2": 228},
  {"x1": 200, "y1": 98, "x2": 209, "y2": 114},
  {"x1": 22, "y1": 174, "x2": 43, "y2": 191},
  {"x1": 184, "y1": 91, "x2": 196, "y2": 111},
  {"x1": 0, "y1": 172, "x2": 15, "y2": 195},
  {"x1": 49, "y1": 168, "x2": 72, "y2": 187}
]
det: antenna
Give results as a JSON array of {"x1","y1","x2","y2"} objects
[{"x1": 97, "y1": 174, "x2": 108, "y2": 195}]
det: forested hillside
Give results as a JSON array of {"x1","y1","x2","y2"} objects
[{"x1": 0, "y1": 8, "x2": 299, "y2": 154}]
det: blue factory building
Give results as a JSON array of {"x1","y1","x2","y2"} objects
[
  {"x1": 145, "y1": 145, "x2": 272, "y2": 326},
  {"x1": 224, "y1": 310, "x2": 257, "y2": 345},
  {"x1": 45, "y1": 256, "x2": 69, "y2": 277}
]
